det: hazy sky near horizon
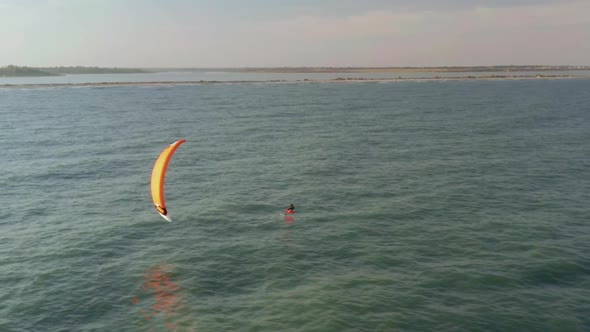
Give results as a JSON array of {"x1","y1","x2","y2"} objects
[{"x1": 1, "y1": 0, "x2": 589, "y2": 67}]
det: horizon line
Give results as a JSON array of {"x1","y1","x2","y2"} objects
[{"x1": 3, "y1": 64, "x2": 590, "y2": 69}]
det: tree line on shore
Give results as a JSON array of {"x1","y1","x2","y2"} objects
[{"x1": 0, "y1": 65, "x2": 146, "y2": 77}]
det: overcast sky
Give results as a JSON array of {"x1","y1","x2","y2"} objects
[{"x1": 1, "y1": 0, "x2": 589, "y2": 67}]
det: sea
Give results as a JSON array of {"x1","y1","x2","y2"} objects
[{"x1": 1, "y1": 71, "x2": 589, "y2": 331}]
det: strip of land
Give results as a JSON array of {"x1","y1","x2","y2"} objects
[
  {"x1": 2, "y1": 65, "x2": 589, "y2": 77},
  {"x1": 0, "y1": 65, "x2": 146, "y2": 77},
  {"x1": 0, "y1": 74, "x2": 585, "y2": 89}
]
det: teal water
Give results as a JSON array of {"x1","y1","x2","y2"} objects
[{"x1": 1, "y1": 79, "x2": 589, "y2": 331}]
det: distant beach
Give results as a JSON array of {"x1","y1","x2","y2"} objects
[{"x1": 0, "y1": 74, "x2": 583, "y2": 89}]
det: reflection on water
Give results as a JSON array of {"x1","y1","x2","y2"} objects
[
  {"x1": 284, "y1": 215, "x2": 295, "y2": 225},
  {"x1": 133, "y1": 263, "x2": 189, "y2": 331},
  {"x1": 275, "y1": 212, "x2": 296, "y2": 246},
  {"x1": 277, "y1": 210, "x2": 295, "y2": 226}
]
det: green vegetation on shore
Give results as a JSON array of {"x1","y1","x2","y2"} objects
[
  {"x1": 0, "y1": 65, "x2": 146, "y2": 77},
  {"x1": 0, "y1": 65, "x2": 59, "y2": 77},
  {"x1": 39, "y1": 66, "x2": 147, "y2": 75}
]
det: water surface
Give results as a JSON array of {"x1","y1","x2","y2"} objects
[{"x1": 1, "y1": 78, "x2": 589, "y2": 331}]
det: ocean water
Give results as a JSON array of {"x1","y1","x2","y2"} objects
[{"x1": 1, "y1": 78, "x2": 589, "y2": 331}]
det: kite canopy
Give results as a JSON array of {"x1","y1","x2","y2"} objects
[{"x1": 151, "y1": 139, "x2": 186, "y2": 222}]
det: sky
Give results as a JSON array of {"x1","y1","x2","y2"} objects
[{"x1": 1, "y1": 0, "x2": 589, "y2": 67}]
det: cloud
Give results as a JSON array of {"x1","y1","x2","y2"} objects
[
  {"x1": 213, "y1": 0, "x2": 590, "y2": 66},
  {"x1": 1, "y1": 0, "x2": 588, "y2": 67},
  {"x1": 252, "y1": 0, "x2": 581, "y2": 17}
]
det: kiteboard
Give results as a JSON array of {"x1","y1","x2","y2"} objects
[{"x1": 285, "y1": 209, "x2": 294, "y2": 214}]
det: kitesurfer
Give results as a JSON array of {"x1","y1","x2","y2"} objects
[{"x1": 286, "y1": 203, "x2": 295, "y2": 212}]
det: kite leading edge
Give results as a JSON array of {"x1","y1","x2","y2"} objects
[{"x1": 150, "y1": 139, "x2": 186, "y2": 222}]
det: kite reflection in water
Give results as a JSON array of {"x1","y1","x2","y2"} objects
[{"x1": 133, "y1": 263, "x2": 191, "y2": 331}]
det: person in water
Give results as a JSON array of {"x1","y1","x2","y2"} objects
[{"x1": 286, "y1": 203, "x2": 295, "y2": 212}]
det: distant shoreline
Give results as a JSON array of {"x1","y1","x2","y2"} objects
[
  {"x1": 0, "y1": 74, "x2": 585, "y2": 89},
  {"x1": 2, "y1": 65, "x2": 590, "y2": 77},
  {"x1": 228, "y1": 66, "x2": 590, "y2": 74},
  {"x1": 0, "y1": 65, "x2": 147, "y2": 77}
]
